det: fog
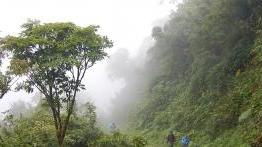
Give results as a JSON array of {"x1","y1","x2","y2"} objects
[{"x1": 0, "y1": 0, "x2": 178, "y2": 123}]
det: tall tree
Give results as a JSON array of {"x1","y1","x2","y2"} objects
[{"x1": 0, "y1": 20, "x2": 113, "y2": 146}]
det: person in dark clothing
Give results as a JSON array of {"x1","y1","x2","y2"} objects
[{"x1": 167, "y1": 130, "x2": 176, "y2": 147}]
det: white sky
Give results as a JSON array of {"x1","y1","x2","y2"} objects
[{"x1": 0, "y1": 0, "x2": 175, "y2": 116}]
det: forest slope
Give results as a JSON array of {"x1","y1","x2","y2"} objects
[{"x1": 125, "y1": 0, "x2": 262, "y2": 146}]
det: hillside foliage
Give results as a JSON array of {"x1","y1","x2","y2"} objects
[{"x1": 124, "y1": 0, "x2": 262, "y2": 146}]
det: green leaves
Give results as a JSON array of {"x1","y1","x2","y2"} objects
[
  {"x1": 126, "y1": 0, "x2": 262, "y2": 146},
  {"x1": 0, "y1": 20, "x2": 113, "y2": 100},
  {"x1": 93, "y1": 132, "x2": 147, "y2": 147},
  {"x1": 0, "y1": 20, "x2": 113, "y2": 145},
  {"x1": 9, "y1": 59, "x2": 30, "y2": 75},
  {"x1": 0, "y1": 72, "x2": 11, "y2": 99}
]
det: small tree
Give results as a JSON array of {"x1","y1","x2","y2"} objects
[{"x1": 0, "y1": 20, "x2": 113, "y2": 146}]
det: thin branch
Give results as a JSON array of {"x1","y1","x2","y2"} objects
[
  {"x1": 69, "y1": 67, "x2": 75, "y2": 81},
  {"x1": 8, "y1": 77, "x2": 20, "y2": 88},
  {"x1": 0, "y1": 77, "x2": 19, "y2": 99},
  {"x1": 79, "y1": 58, "x2": 93, "y2": 82}
]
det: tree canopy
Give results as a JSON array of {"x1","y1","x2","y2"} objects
[{"x1": 0, "y1": 20, "x2": 113, "y2": 146}]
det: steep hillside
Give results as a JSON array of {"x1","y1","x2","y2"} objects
[{"x1": 126, "y1": 0, "x2": 262, "y2": 146}]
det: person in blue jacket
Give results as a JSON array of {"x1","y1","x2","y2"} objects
[
  {"x1": 181, "y1": 135, "x2": 190, "y2": 147},
  {"x1": 109, "y1": 122, "x2": 117, "y2": 133}
]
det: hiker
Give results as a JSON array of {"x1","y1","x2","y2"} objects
[
  {"x1": 109, "y1": 122, "x2": 117, "y2": 133},
  {"x1": 167, "y1": 130, "x2": 176, "y2": 147},
  {"x1": 181, "y1": 135, "x2": 190, "y2": 147}
]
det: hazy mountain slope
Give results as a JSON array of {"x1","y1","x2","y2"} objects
[{"x1": 123, "y1": 0, "x2": 262, "y2": 146}]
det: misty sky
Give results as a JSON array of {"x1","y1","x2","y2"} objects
[{"x1": 0, "y1": 0, "x2": 175, "y2": 117}]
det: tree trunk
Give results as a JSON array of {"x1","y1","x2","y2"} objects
[
  {"x1": 58, "y1": 136, "x2": 64, "y2": 147},
  {"x1": 57, "y1": 128, "x2": 65, "y2": 147},
  {"x1": 55, "y1": 111, "x2": 73, "y2": 147}
]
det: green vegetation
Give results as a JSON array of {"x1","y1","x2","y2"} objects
[
  {"x1": 0, "y1": 20, "x2": 147, "y2": 147},
  {"x1": 0, "y1": 0, "x2": 261, "y2": 146},
  {"x1": 122, "y1": 0, "x2": 262, "y2": 146},
  {"x1": 0, "y1": 20, "x2": 112, "y2": 146},
  {"x1": 0, "y1": 101, "x2": 147, "y2": 147}
]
